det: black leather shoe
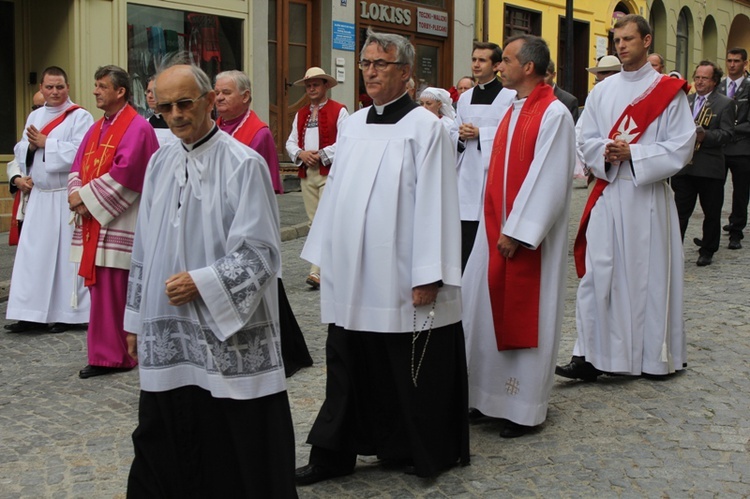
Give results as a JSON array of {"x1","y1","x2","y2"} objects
[
  {"x1": 728, "y1": 239, "x2": 742, "y2": 250},
  {"x1": 693, "y1": 237, "x2": 703, "y2": 247},
  {"x1": 78, "y1": 365, "x2": 133, "y2": 379},
  {"x1": 499, "y1": 419, "x2": 533, "y2": 438},
  {"x1": 49, "y1": 323, "x2": 88, "y2": 334},
  {"x1": 555, "y1": 359, "x2": 601, "y2": 381},
  {"x1": 4, "y1": 321, "x2": 48, "y2": 333},
  {"x1": 696, "y1": 254, "x2": 712, "y2": 266},
  {"x1": 295, "y1": 464, "x2": 352, "y2": 486},
  {"x1": 723, "y1": 224, "x2": 732, "y2": 232}
]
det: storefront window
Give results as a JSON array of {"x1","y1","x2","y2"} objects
[
  {"x1": 127, "y1": 4, "x2": 243, "y2": 117},
  {"x1": 414, "y1": 43, "x2": 439, "y2": 95}
]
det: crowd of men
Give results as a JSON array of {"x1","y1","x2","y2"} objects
[{"x1": 4, "y1": 12, "x2": 749, "y2": 495}]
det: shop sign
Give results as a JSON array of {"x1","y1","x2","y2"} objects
[
  {"x1": 416, "y1": 7, "x2": 448, "y2": 37},
  {"x1": 333, "y1": 21, "x2": 356, "y2": 51},
  {"x1": 359, "y1": 1, "x2": 412, "y2": 26}
]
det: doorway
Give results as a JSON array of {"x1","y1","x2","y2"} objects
[{"x1": 268, "y1": 0, "x2": 319, "y2": 161}]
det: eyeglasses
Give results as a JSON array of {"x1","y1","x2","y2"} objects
[
  {"x1": 358, "y1": 59, "x2": 405, "y2": 72},
  {"x1": 155, "y1": 92, "x2": 208, "y2": 114}
]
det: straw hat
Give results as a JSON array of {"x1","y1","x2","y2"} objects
[
  {"x1": 586, "y1": 55, "x2": 622, "y2": 74},
  {"x1": 293, "y1": 67, "x2": 337, "y2": 87}
]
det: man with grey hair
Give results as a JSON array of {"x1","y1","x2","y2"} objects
[
  {"x1": 214, "y1": 70, "x2": 283, "y2": 193},
  {"x1": 68, "y1": 64, "x2": 158, "y2": 378},
  {"x1": 217, "y1": 69, "x2": 312, "y2": 377},
  {"x1": 463, "y1": 34, "x2": 575, "y2": 438},
  {"x1": 296, "y1": 29, "x2": 469, "y2": 484},
  {"x1": 124, "y1": 62, "x2": 297, "y2": 497},
  {"x1": 648, "y1": 53, "x2": 665, "y2": 74}
]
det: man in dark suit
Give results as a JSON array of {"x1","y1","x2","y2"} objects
[
  {"x1": 672, "y1": 61, "x2": 735, "y2": 266},
  {"x1": 545, "y1": 60, "x2": 579, "y2": 122},
  {"x1": 718, "y1": 47, "x2": 750, "y2": 249}
]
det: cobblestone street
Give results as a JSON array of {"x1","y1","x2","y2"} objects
[{"x1": 1, "y1": 184, "x2": 749, "y2": 497}]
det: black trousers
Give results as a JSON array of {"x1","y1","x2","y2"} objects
[
  {"x1": 127, "y1": 387, "x2": 298, "y2": 499},
  {"x1": 461, "y1": 220, "x2": 479, "y2": 272},
  {"x1": 672, "y1": 175, "x2": 725, "y2": 255},
  {"x1": 307, "y1": 323, "x2": 470, "y2": 478},
  {"x1": 725, "y1": 155, "x2": 750, "y2": 240}
]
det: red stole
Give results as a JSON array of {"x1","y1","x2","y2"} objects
[
  {"x1": 573, "y1": 76, "x2": 688, "y2": 278},
  {"x1": 217, "y1": 110, "x2": 267, "y2": 146},
  {"x1": 296, "y1": 100, "x2": 345, "y2": 178},
  {"x1": 78, "y1": 105, "x2": 138, "y2": 286},
  {"x1": 485, "y1": 83, "x2": 556, "y2": 351},
  {"x1": 9, "y1": 105, "x2": 82, "y2": 246}
]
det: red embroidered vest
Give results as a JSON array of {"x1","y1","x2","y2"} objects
[{"x1": 296, "y1": 100, "x2": 345, "y2": 178}]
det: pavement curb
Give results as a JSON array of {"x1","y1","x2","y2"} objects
[{"x1": 280, "y1": 222, "x2": 310, "y2": 242}]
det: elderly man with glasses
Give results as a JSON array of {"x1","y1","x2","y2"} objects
[
  {"x1": 68, "y1": 65, "x2": 159, "y2": 379},
  {"x1": 123, "y1": 61, "x2": 297, "y2": 498},
  {"x1": 296, "y1": 28, "x2": 469, "y2": 485}
]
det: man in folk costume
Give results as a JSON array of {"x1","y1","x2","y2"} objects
[
  {"x1": 462, "y1": 35, "x2": 575, "y2": 438},
  {"x1": 450, "y1": 41, "x2": 516, "y2": 271},
  {"x1": 68, "y1": 65, "x2": 159, "y2": 379},
  {"x1": 556, "y1": 15, "x2": 695, "y2": 381},
  {"x1": 285, "y1": 66, "x2": 349, "y2": 289},
  {"x1": 674, "y1": 61, "x2": 735, "y2": 267},
  {"x1": 296, "y1": 29, "x2": 468, "y2": 485},
  {"x1": 214, "y1": 69, "x2": 313, "y2": 377},
  {"x1": 124, "y1": 63, "x2": 297, "y2": 498},
  {"x1": 214, "y1": 70, "x2": 283, "y2": 194},
  {"x1": 718, "y1": 48, "x2": 750, "y2": 250},
  {"x1": 5, "y1": 67, "x2": 93, "y2": 334}
]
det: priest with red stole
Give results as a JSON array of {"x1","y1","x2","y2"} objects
[
  {"x1": 214, "y1": 70, "x2": 283, "y2": 193},
  {"x1": 68, "y1": 65, "x2": 159, "y2": 379},
  {"x1": 462, "y1": 35, "x2": 575, "y2": 438}
]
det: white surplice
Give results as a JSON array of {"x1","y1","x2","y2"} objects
[
  {"x1": 463, "y1": 98, "x2": 575, "y2": 426},
  {"x1": 7, "y1": 100, "x2": 93, "y2": 323},
  {"x1": 450, "y1": 86, "x2": 515, "y2": 221},
  {"x1": 301, "y1": 104, "x2": 462, "y2": 332},
  {"x1": 574, "y1": 63, "x2": 696, "y2": 375},
  {"x1": 124, "y1": 129, "x2": 286, "y2": 400}
]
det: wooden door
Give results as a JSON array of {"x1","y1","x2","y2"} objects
[{"x1": 268, "y1": 0, "x2": 314, "y2": 161}]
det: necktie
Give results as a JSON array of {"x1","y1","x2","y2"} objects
[
  {"x1": 728, "y1": 80, "x2": 737, "y2": 99},
  {"x1": 693, "y1": 96, "x2": 705, "y2": 120}
]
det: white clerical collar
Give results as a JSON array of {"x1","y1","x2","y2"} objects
[
  {"x1": 373, "y1": 92, "x2": 409, "y2": 115},
  {"x1": 477, "y1": 77, "x2": 497, "y2": 90}
]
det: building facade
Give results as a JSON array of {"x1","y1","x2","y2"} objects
[
  {"x1": 0, "y1": 0, "x2": 475, "y2": 230},
  {"x1": 485, "y1": 0, "x2": 750, "y2": 104}
]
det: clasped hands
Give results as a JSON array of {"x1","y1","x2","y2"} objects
[
  {"x1": 14, "y1": 176, "x2": 33, "y2": 194},
  {"x1": 458, "y1": 123, "x2": 479, "y2": 141},
  {"x1": 299, "y1": 150, "x2": 320, "y2": 169},
  {"x1": 26, "y1": 125, "x2": 47, "y2": 151},
  {"x1": 604, "y1": 139, "x2": 631, "y2": 163}
]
